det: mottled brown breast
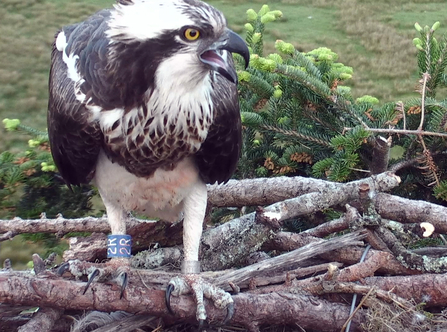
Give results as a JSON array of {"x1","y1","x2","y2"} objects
[{"x1": 100, "y1": 98, "x2": 213, "y2": 178}]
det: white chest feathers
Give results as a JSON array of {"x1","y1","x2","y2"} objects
[
  {"x1": 94, "y1": 74, "x2": 215, "y2": 177},
  {"x1": 93, "y1": 150, "x2": 201, "y2": 222}
]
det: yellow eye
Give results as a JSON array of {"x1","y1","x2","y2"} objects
[{"x1": 184, "y1": 28, "x2": 200, "y2": 41}]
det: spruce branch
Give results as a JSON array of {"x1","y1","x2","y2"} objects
[
  {"x1": 260, "y1": 124, "x2": 332, "y2": 147},
  {"x1": 423, "y1": 29, "x2": 432, "y2": 75},
  {"x1": 274, "y1": 64, "x2": 331, "y2": 98},
  {"x1": 428, "y1": 37, "x2": 447, "y2": 92},
  {"x1": 333, "y1": 96, "x2": 371, "y2": 130}
]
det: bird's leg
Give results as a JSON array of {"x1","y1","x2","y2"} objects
[
  {"x1": 166, "y1": 181, "x2": 234, "y2": 325},
  {"x1": 83, "y1": 203, "x2": 131, "y2": 298}
]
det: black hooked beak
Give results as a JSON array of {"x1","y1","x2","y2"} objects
[{"x1": 199, "y1": 29, "x2": 250, "y2": 84}]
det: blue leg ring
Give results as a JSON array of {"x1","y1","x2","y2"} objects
[{"x1": 107, "y1": 235, "x2": 132, "y2": 258}]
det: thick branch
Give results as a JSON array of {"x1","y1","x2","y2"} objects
[
  {"x1": 365, "y1": 273, "x2": 447, "y2": 307},
  {"x1": 208, "y1": 172, "x2": 400, "y2": 208},
  {"x1": 375, "y1": 193, "x2": 447, "y2": 233},
  {"x1": 0, "y1": 215, "x2": 112, "y2": 238},
  {"x1": 267, "y1": 231, "x2": 420, "y2": 276},
  {"x1": 17, "y1": 308, "x2": 62, "y2": 332},
  {"x1": 212, "y1": 230, "x2": 366, "y2": 287},
  {"x1": 207, "y1": 176, "x2": 333, "y2": 207},
  {"x1": 0, "y1": 272, "x2": 365, "y2": 332},
  {"x1": 369, "y1": 136, "x2": 392, "y2": 174},
  {"x1": 0, "y1": 173, "x2": 401, "y2": 241}
]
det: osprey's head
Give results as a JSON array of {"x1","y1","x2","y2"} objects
[{"x1": 106, "y1": 0, "x2": 249, "y2": 92}]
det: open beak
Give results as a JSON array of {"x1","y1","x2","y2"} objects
[{"x1": 199, "y1": 29, "x2": 250, "y2": 84}]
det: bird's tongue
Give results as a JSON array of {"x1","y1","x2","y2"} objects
[
  {"x1": 200, "y1": 50, "x2": 226, "y2": 68},
  {"x1": 200, "y1": 49, "x2": 237, "y2": 83}
]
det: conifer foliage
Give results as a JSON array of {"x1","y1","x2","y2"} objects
[
  {"x1": 237, "y1": 8, "x2": 447, "y2": 203},
  {"x1": 0, "y1": 119, "x2": 93, "y2": 219}
]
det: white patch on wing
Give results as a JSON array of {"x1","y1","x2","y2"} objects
[
  {"x1": 99, "y1": 108, "x2": 124, "y2": 131},
  {"x1": 56, "y1": 31, "x2": 103, "y2": 120},
  {"x1": 107, "y1": 0, "x2": 194, "y2": 42},
  {"x1": 93, "y1": 151, "x2": 200, "y2": 222},
  {"x1": 63, "y1": 52, "x2": 81, "y2": 84},
  {"x1": 57, "y1": 30, "x2": 84, "y2": 99},
  {"x1": 55, "y1": 31, "x2": 66, "y2": 52}
]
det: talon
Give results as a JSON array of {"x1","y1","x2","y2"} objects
[
  {"x1": 222, "y1": 302, "x2": 234, "y2": 325},
  {"x1": 83, "y1": 268, "x2": 100, "y2": 295},
  {"x1": 56, "y1": 262, "x2": 70, "y2": 276},
  {"x1": 198, "y1": 319, "x2": 205, "y2": 331},
  {"x1": 166, "y1": 283, "x2": 175, "y2": 315},
  {"x1": 119, "y1": 272, "x2": 128, "y2": 299}
]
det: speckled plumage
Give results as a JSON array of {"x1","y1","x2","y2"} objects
[
  {"x1": 48, "y1": 0, "x2": 248, "y2": 320},
  {"x1": 48, "y1": 1, "x2": 241, "y2": 184}
]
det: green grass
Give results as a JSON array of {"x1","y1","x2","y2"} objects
[
  {"x1": 1, "y1": 0, "x2": 447, "y2": 151},
  {"x1": 0, "y1": 235, "x2": 50, "y2": 270}
]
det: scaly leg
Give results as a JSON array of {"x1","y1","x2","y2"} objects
[
  {"x1": 166, "y1": 180, "x2": 234, "y2": 325},
  {"x1": 81, "y1": 198, "x2": 131, "y2": 298}
]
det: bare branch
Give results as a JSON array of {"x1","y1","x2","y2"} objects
[
  {"x1": 374, "y1": 225, "x2": 447, "y2": 273},
  {"x1": 208, "y1": 172, "x2": 401, "y2": 208},
  {"x1": 212, "y1": 230, "x2": 366, "y2": 288},
  {"x1": 417, "y1": 73, "x2": 430, "y2": 131},
  {"x1": 375, "y1": 193, "x2": 447, "y2": 233},
  {"x1": 344, "y1": 127, "x2": 447, "y2": 138},
  {"x1": 0, "y1": 272, "x2": 366, "y2": 332},
  {"x1": 267, "y1": 231, "x2": 420, "y2": 276},
  {"x1": 369, "y1": 136, "x2": 392, "y2": 174},
  {"x1": 17, "y1": 308, "x2": 62, "y2": 332},
  {"x1": 300, "y1": 204, "x2": 359, "y2": 238},
  {"x1": 365, "y1": 273, "x2": 447, "y2": 307}
]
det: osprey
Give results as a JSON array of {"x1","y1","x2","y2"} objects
[{"x1": 48, "y1": 0, "x2": 249, "y2": 324}]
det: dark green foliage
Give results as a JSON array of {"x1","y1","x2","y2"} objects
[
  {"x1": 236, "y1": 6, "x2": 375, "y2": 181},
  {"x1": 0, "y1": 119, "x2": 94, "y2": 219},
  {"x1": 0, "y1": 119, "x2": 96, "y2": 257},
  {"x1": 414, "y1": 22, "x2": 447, "y2": 97},
  {"x1": 434, "y1": 180, "x2": 447, "y2": 201},
  {"x1": 17, "y1": 174, "x2": 93, "y2": 219},
  {"x1": 237, "y1": 8, "x2": 447, "y2": 204}
]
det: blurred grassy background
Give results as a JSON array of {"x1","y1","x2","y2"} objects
[{"x1": 1, "y1": 0, "x2": 447, "y2": 265}]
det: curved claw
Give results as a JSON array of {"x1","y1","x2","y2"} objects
[
  {"x1": 83, "y1": 268, "x2": 100, "y2": 295},
  {"x1": 197, "y1": 319, "x2": 205, "y2": 331},
  {"x1": 56, "y1": 262, "x2": 70, "y2": 276},
  {"x1": 222, "y1": 302, "x2": 234, "y2": 325},
  {"x1": 119, "y1": 272, "x2": 128, "y2": 299},
  {"x1": 165, "y1": 284, "x2": 175, "y2": 315}
]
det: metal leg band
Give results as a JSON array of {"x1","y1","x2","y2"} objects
[
  {"x1": 181, "y1": 260, "x2": 201, "y2": 274},
  {"x1": 107, "y1": 235, "x2": 132, "y2": 258}
]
